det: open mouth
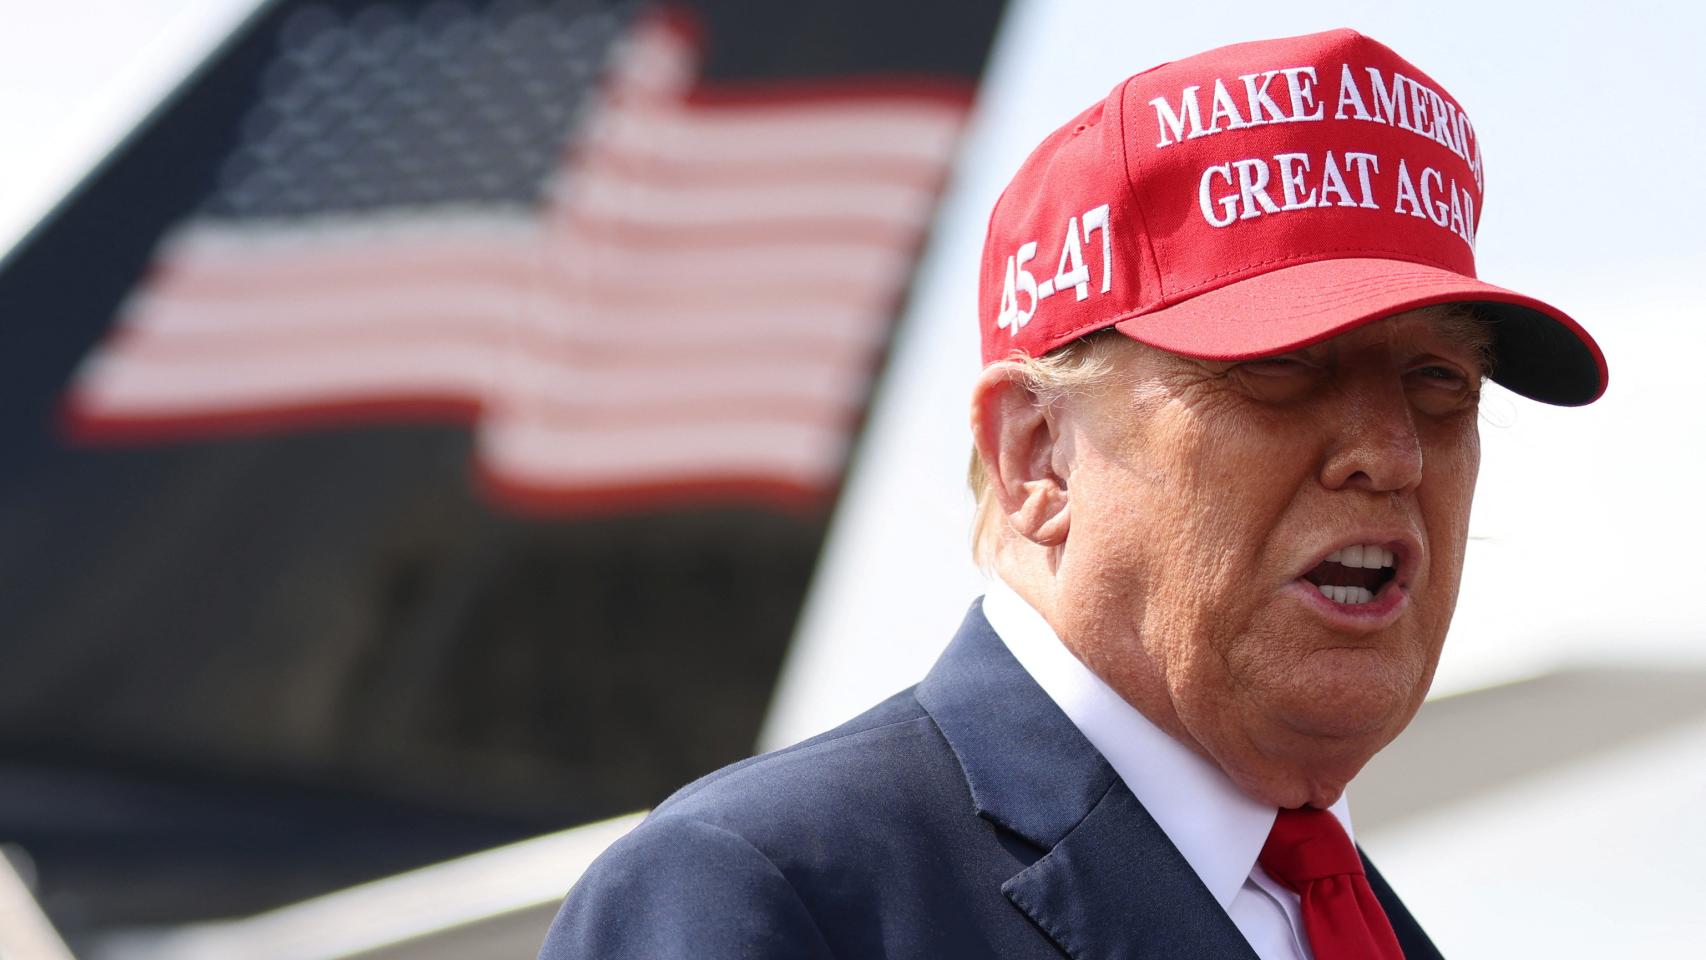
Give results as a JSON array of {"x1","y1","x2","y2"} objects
[{"x1": 1302, "y1": 544, "x2": 1398, "y2": 606}]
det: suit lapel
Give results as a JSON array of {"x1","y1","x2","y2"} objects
[
  {"x1": 917, "y1": 603, "x2": 1257, "y2": 960},
  {"x1": 1002, "y1": 779, "x2": 1260, "y2": 959},
  {"x1": 1363, "y1": 852, "x2": 1446, "y2": 960}
]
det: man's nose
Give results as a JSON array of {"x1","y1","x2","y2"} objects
[{"x1": 1319, "y1": 375, "x2": 1425, "y2": 494}]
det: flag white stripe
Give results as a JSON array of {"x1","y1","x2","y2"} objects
[
  {"x1": 551, "y1": 168, "x2": 939, "y2": 229},
  {"x1": 115, "y1": 292, "x2": 890, "y2": 352},
  {"x1": 549, "y1": 241, "x2": 914, "y2": 292},
  {"x1": 153, "y1": 167, "x2": 934, "y2": 260},
  {"x1": 154, "y1": 209, "x2": 540, "y2": 258},
  {"x1": 151, "y1": 241, "x2": 911, "y2": 300},
  {"x1": 481, "y1": 418, "x2": 844, "y2": 489},
  {"x1": 75, "y1": 343, "x2": 870, "y2": 418}
]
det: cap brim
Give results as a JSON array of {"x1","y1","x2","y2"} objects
[{"x1": 1111, "y1": 258, "x2": 1607, "y2": 406}]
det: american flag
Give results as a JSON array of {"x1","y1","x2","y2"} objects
[{"x1": 62, "y1": 0, "x2": 971, "y2": 513}]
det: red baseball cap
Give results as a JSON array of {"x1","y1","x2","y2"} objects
[{"x1": 978, "y1": 29, "x2": 1606, "y2": 405}]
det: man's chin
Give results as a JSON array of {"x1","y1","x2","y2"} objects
[
  {"x1": 1278, "y1": 696, "x2": 1406, "y2": 743},
  {"x1": 1218, "y1": 753, "x2": 1359, "y2": 810},
  {"x1": 1277, "y1": 645, "x2": 1430, "y2": 739},
  {"x1": 1221, "y1": 715, "x2": 1409, "y2": 807},
  {"x1": 1183, "y1": 702, "x2": 1402, "y2": 809},
  {"x1": 1222, "y1": 695, "x2": 1424, "y2": 807}
]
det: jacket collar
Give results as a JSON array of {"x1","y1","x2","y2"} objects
[
  {"x1": 915, "y1": 602, "x2": 1258, "y2": 959},
  {"x1": 983, "y1": 576, "x2": 1304, "y2": 912},
  {"x1": 916, "y1": 600, "x2": 1116, "y2": 849}
]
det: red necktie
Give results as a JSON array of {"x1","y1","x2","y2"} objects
[{"x1": 1258, "y1": 807, "x2": 1404, "y2": 960}]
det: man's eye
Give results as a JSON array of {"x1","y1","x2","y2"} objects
[
  {"x1": 1226, "y1": 357, "x2": 1318, "y2": 402},
  {"x1": 1409, "y1": 364, "x2": 1469, "y2": 389},
  {"x1": 1406, "y1": 363, "x2": 1480, "y2": 414}
]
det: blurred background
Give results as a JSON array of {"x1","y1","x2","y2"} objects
[{"x1": 0, "y1": 0, "x2": 1701, "y2": 958}]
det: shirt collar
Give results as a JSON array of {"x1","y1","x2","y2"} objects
[{"x1": 981, "y1": 576, "x2": 1354, "y2": 910}]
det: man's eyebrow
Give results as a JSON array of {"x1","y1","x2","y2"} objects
[{"x1": 1423, "y1": 309, "x2": 1496, "y2": 375}]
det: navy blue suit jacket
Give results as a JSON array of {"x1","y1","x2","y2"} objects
[{"x1": 539, "y1": 602, "x2": 1444, "y2": 958}]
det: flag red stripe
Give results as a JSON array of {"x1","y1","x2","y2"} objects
[
  {"x1": 102, "y1": 294, "x2": 891, "y2": 353},
  {"x1": 64, "y1": 394, "x2": 856, "y2": 443}
]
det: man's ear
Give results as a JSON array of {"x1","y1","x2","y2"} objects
[{"x1": 970, "y1": 364, "x2": 1071, "y2": 547}]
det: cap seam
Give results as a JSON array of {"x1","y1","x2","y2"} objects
[
  {"x1": 1112, "y1": 76, "x2": 1164, "y2": 304},
  {"x1": 978, "y1": 177, "x2": 1019, "y2": 349}
]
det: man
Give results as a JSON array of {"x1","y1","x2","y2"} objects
[{"x1": 539, "y1": 28, "x2": 1605, "y2": 959}]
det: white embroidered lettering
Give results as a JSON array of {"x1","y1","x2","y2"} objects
[
  {"x1": 1150, "y1": 87, "x2": 1204, "y2": 148},
  {"x1": 1274, "y1": 152, "x2": 1318, "y2": 211},
  {"x1": 1318, "y1": 151, "x2": 1355, "y2": 207},
  {"x1": 1081, "y1": 204, "x2": 1112, "y2": 293},
  {"x1": 1207, "y1": 79, "x2": 1250, "y2": 134},
  {"x1": 1420, "y1": 166, "x2": 1449, "y2": 227},
  {"x1": 1200, "y1": 163, "x2": 1238, "y2": 227},
  {"x1": 1280, "y1": 67, "x2": 1325, "y2": 121},
  {"x1": 1392, "y1": 159, "x2": 1429, "y2": 220},
  {"x1": 1342, "y1": 151, "x2": 1381, "y2": 209},
  {"x1": 1239, "y1": 70, "x2": 1288, "y2": 125},
  {"x1": 1232, "y1": 157, "x2": 1281, "y2": 220},
  {"x1": 1334, "y1": 63, "x2": 1373, "y2": 121}
]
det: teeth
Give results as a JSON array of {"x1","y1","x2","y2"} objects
[
  {"x1": 1327, "y1": 544, "x2": 1396, "y2": 569},
  {"x1": 1315, "y1": 583, "x2": 1377, "y2": 606}
]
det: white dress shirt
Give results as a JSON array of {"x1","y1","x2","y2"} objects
[{"x1": 982, "y1": 577, "x2": 1355, "y2": 960}]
